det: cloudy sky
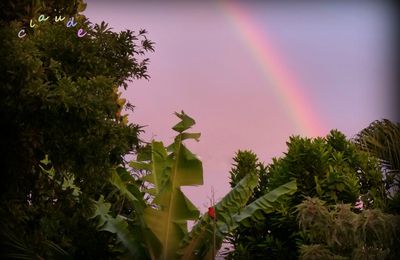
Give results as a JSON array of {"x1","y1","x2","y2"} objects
[{"x1": 84, "y1": 0, "x2": 395, "y2": 211}]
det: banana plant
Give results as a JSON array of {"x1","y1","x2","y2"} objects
[
  {"x1": 91, "y1": 111, "x2": 297, "y2": 259},
  {"x1": 177, "y1": 172, "x2": 259, "y2": 259},
  {"x1": 130, "y1": 111, "x2": 204, "y2": 259},
  {"x1": 177, "y1": 178, "x2": 297, "y2": 259}
]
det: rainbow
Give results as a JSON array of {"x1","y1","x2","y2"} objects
[{"x1": 218, "y1": 0, "x2": 325, "y2": 137}]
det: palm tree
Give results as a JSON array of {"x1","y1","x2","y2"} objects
[{"x1": 354, "y1": 119, "x2": 400, "y2": 213}]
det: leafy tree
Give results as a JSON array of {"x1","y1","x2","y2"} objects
[
  {"x1": 0, "y1": 0, "x2": 87, "y2": 23},
  {"x1": 226, "y1": 150, "x2": 271, "y2": 258},
  {"x1": 354, "y1": 119, "x2": 400, "y2": 213},
  {"x1": 229, "y1": 150, "x2": 269, "y2": 200},
  {"x1": 229, "y1": 150, "x2": 259, "y2": 187},
  {"x1": 227, "y1": 130, "x2": 386, "y2": 259},
  {"x1": 0, "y1": 0, "x2": 154, "y2": 257}
]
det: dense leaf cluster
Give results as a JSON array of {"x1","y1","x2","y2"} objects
[
  {"x1": 228, "y1": 130, "x2": 388, "y2": 259},
  {"x1": 0, "y1": 1, "x2": 154, "y2": 257},
  {"x1": 298, "y1": 197, "x2": 400, "y2": 259}
]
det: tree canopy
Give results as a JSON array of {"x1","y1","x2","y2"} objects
[
  {"x1": 354, "y1": 119, "x2": 400, "y2": 214},
  {"x1": 228, "y1": 130, "x2": 389, "y2": 259},
  {"x1": 0, "y1": 1, "x2": 154, "y2": 257}
]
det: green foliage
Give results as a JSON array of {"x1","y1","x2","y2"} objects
[
  {"x1": 228, "y1": 130, "x2": 386, "y2": 259},
  {"x1": 178, "y1": 172, "x2": 259, "y2": 259},
  {"x1": 268, "y1": 130, "x2": 383, "y2": 205},
  {"x1": 0, "y1": 156, "x2": 102, "y2": 259},
  {"x1": 135, "y1": 111, "x2": 203, "y2": 260},
  {"x1": 0, "y1": 0, "x2": 87, "y2": 23},
  {"x1": 91, "y1": 112, "x2": 202, "y2": 259},
  {"x1": 299, "y1": 244, "x2": 340, "y2": 260},
  {"x1": 354, "y1": 119, "x2": 400, "y2": 176},
  {"x1": 0, "y1": 3, "x2": 154, "y2": 193},
  {"x1": 297, "y1": 197, "x2": 400, "y2": 259},
  {"x1": 178, "y1": 178, "x2": 296, "y2": 260},
  {"x1": 354, "y1": 119, "x2": 400, "y2": 213},
  {"x1": 96, "y1": 167, "x2": 160, "y2": 259},
  {"x1": 0, "y1": 1, "x2": 154, "y2": 257},
  {"x1": 39, "y1": 155, "x2": 82, "y2": 200},
  {"x1": 229, "y1": 180, "x2": 297, "y2": 227},
  {"x1": 229, "y1": 150, "x2": 259, "y2": 187},
  {"x1": 92, "y1": 112, "x2": 296, "y2": 259},
  {"x1": 226, "y1": 150, "x2": 269, "y2": 258},
  {"x1": 90, "y1": 195, "x2": 147, "y2": 258},
  {"x1": 4, "y1": 2, "x2": 397, "y2": 259}
]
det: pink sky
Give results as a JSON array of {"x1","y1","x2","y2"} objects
[{"x1": 84, "y1": 1, "x2": 395, "y2": 211}]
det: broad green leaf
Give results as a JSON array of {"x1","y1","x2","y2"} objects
[
  {"x1": 130, "y1": 161, "x2": 151, "y2": 171},
  {"x1": 174, "y1": 143, "x2": 203, "y2": 186},
  {"x1": 150, "y1": 141, "x2": 169, "y2": 193},
  {"x1": 110, "y1": 169, "x2": 138, "y2": 202},
  {"x1": 226, "y1": 180, "x2": 297, "y2": 230},
  {"x1": 90, "y1": 196, "x2": 145, "y2": 258},
  {"x1": 180, "y1": 132, "x2": 201, "y2": 142},
  {"x1": 172, "y1": 111, "x2": 195, "y2": 133},
  {"x1": 152, "y1": 188, "x2": 199, "y2": 220},
  {"x1": 183, "y1": 180, "x2": 297, "y2": 259},
  {"x1": 178, "y1": 172, "x2": 258, "y2": 259},
  {"x1": 138, "y1": 112, "x2": 203, "y2": 260},
  {"x1": 40, "y1": 154, "x2": 51, "y2": 165},
  {"x1": 90, "y1": 196, "x2": 112, "y2": 228},
  {"x1": 61, "y1": 174, "x2": 81, "y2": 199},
  {"x1": 110, "y1": 168, "x2": 162, "y2": 259}
]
